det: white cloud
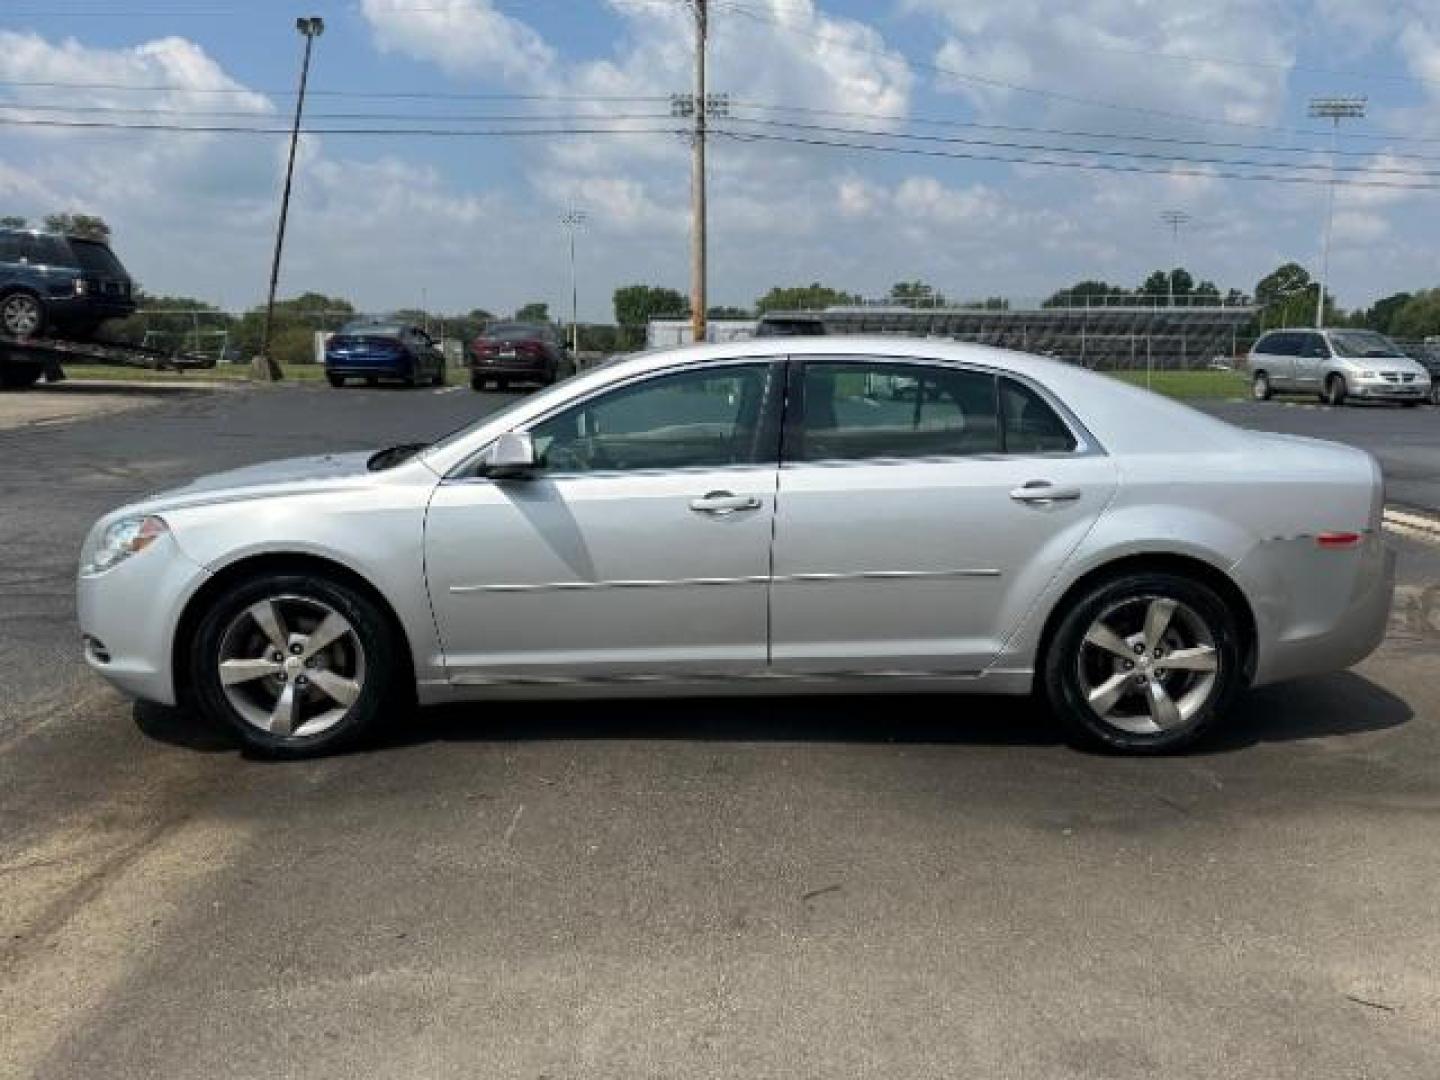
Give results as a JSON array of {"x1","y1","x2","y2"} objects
[{"x1": 360, "y1": 0, "x2": 555, "y2": 82}]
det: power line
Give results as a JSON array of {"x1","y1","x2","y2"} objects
[
  {"x1": 0, "y1": 79, "x2": 667, "y2": 102},
  {"x1": 722, "y1": 115, "x2": 1440, "y2": 179},
  {"x1": 716, "y1": 128, "x2": 1440, "y2": 192},
  {"x1": 0, "y1": 116, "x2": 687, "y2": 137}
]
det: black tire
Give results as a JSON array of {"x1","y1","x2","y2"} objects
[
  {"x1": 1, "y1": 290, "x2": 46, "y2": 339},
  {"x1": 365, "y1": 376, "x2": 378, "y2": 387},
  {"x1": 189, "y1": 572, "x2": 402, "y2": 758},
  {"x1": 1041, "y1": 571, "x2": 1244, "y2": 755},
  {"x1": 326, "y1": 373, "x2": 345, "y2": 388},
  {"x1": 1251, "y1": 371, "x2": 1272, "y2": 401},
  {"x1": 1324, "y1": 374, "x2": 1347, "y2": 408},
  {"x1": 470, "y1": 373, "x2": 486, "y2": 392},
  {"x1": 495, "y1": 378, "x2": 509, "y2": 391},
  {"x1": 1431, "y1": 384, "x2": 1440, "y2": 407},
  {"x1": 1402, "y1": 400, "x2": 1421, "y2": 408},
  {"x1": 0, "y1": 363, "x2": 44, "y2": 389},
  {"x1": 431, "y1": 369, "x2": 446, "y2": 387}
]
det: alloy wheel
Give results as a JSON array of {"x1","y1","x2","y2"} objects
[
  {"x1": 216, "y1": 595, "x2": 366, "y2": 739},
  {"x1": 1076, "y1": 595, "x2": 1220, "y2": 736},
  {"x1": 2, "y1": 294, "x2": 42, "y2": 338}
]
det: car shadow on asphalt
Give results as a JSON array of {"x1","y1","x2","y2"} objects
[{"x1": 133, "y1": 669, "x2": 1411, "y2": 758}]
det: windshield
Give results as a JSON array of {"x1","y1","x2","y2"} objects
[
  {"x1": 482, "y1": 323, "x2": 550, "y2": 342},
  {"x1": 337, "y1": 321, "x2": 404, "y2": 338},
  {"x1": 1329, "y1": 330, "x2": 1406, "y2": 359}
]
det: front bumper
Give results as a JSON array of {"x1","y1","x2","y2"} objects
[
  {"x1": 77, "y1": 533, "x2": 211, "y2": 706},
  {"x1": 1352, "y1": 379, "x2": 1428, "y2": 400}
]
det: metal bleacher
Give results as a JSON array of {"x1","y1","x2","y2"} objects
[{"x1": 769, "y1": 296, "x2": 1260, "y2": 370}]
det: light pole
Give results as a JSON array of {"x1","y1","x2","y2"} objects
[
  {"x1": 561, "y1": 208, "x2": 587, "y2": 356},
  {"x1": 1309, "y1": 96, "x2": 1366, "y2": 329},
  {"x1": 255, "y1": 15, "x2": 324, "y2": 382},
  {"x1": 1159, "y1": 209, "x2": 1190, "y2": 309}
]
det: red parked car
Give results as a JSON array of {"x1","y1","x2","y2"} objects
[{"x1": 468, "y1": 322, "x2": 573, "y2": 391}]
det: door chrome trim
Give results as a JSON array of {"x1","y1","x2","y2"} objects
[
  {"x1": 448, "y1": 567, "x2": 1001, "y2": 595},
  {"x1": 450, "y1": 667, "x2": 1005, "y2": 687}
]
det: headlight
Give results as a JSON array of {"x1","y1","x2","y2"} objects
[{"x1": 81, "y1": 516, "x2": 169, "y2": 575}]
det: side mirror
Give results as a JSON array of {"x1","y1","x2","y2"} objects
[{"x1": 480, "y1": 431, "x2": 538, "y2": 479}]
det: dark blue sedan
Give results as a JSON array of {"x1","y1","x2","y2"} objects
[{"x1": 324, "y1": 322, "x2": 446, "y2": 388}]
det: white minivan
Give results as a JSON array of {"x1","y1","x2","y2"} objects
[{"x1": 1246, "y1": 328, "x2": 1431, "y2": 407}]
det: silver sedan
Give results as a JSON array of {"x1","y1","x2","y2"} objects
[{"x1": 77, "y1": 338, "x2": 1394, "y2": 757}]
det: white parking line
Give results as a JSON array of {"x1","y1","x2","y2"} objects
[
  {"x1": 432, "y1": 385, "x2": 462, "y2": 395},
  {"x1": 1383, "y1": 508, "x2": 1440, "y2": 548}
]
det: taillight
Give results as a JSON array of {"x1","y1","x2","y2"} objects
[{"x1": 1316, "y1": 531, "x2": 1362, "y2": 549}]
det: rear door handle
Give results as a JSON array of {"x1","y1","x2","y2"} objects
[
  {"x1": 1010, "y1": 481, "x2": 1082, "y2": 505},
  {"x1": 690, "y1": 491, "x2": 762, "y2": 515}
]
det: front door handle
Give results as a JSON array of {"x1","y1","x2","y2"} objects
[
  {"x1": 1010, "y1": 481, "x2": 1082, "y2": 505},
  {"x1": 690, "y1": 491, "x2": 762, "y2": 515}
]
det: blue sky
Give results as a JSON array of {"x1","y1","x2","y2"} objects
[{"x1": 2, "y1": 0, "x2": 1438, "y2": 319}]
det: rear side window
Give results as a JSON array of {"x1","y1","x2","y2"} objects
[
  {"x1": 795, "y1": 361, "x2": 1001, "y2": 461},
  {"x1": 21, "y1": 234, "x2": 73, "y2": 266},
  {"x1": 1000, "y1": 378, "x2": 1078, "y2": 454},
  {"x1": 69, "y1": 240, "x2": 126, "y2": 277},
  {"x1": 1257, "y1": 332, "x2": 1295, "y2": 355}
]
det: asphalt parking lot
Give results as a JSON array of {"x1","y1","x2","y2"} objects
[{"x1": 3, "y1": 381, "x2": 1440, "y2": 1079}]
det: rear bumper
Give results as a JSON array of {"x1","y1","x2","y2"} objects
[
  {"x1": 470, "y1": 359, "x2": 551, "y2": 380},
  {"x1": 1241, "y1": 534, "x2": 1395, "y2": 687},
  {"x1": 326, "y1": 360, "x2": 413, "y2": 377}
]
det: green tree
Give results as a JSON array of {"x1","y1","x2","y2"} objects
[
  {"x1": 1139, "y1": 268, "x2": 1195, "y2": 299},
  {"x1": 576, "y1": 323, "x2": 620, "y2": 353},
  {"x1": 1193, "y1": 280, "x2": 1221, "y2": 301},
  {"x1": 614, "y1": 284, "x2": 688, "y2": 347},
  {"x1": 1254, "y1": 262, "x2": 1329, "y2": 328},
  {"x1": 0, "y1": 215, "x2": 26, "y2": 229},
  {"x1": 889, "y1": 280, "x2": 945, "y2": 308},
  {"x1": 1355, "y1": 291, "x2": 1412, "y2": 335},
  {"x1": 706, "y1": 305, "x2": 753, "y2": 319},
  {"x1": 753, "y1": 283, "x2": 856, "y2": 313},
  {"x1": 1390, "y1": 290, "x2": 1440, "y2": 340},
  {"x1": 233, "y1": 292, "x2": 356, "y2": 365},
  {"x1": 515, "y1": 302, "x2": 550, "y2": 323},
  {"x1": 43, "y1": 212, "x2": 111, "y2": 242},
  {"x1": 1042, "y1": 280, "x2": 1129, "y2": 308}
]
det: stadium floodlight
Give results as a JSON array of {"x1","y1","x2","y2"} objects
[{"x1": 1308, "y1": 96, "x2": 1366, "y2": 329}]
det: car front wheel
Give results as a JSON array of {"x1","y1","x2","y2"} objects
[
  {"x1": 1325, "y1": 375, "x2": 1347, "y2": 407},
  {"x1": 1251, "y1": 372, "x2": 1271, "y2": 401},
  {"x1": 189, "y1": 572, "x2": 401, "y2": 757},
  {"x1": 1042, "y1": 571, "x2": 1243, "y2": 754}
]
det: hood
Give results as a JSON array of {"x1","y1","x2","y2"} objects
[
  {"x1": 1341, "y1": 355, "x2": 1430, "y2": 378},
  {"x1": 129, "y1": 451, "x2": 383, "y2": 514}
]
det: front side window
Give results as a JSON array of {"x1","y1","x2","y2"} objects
[
  {"x1": 529, "y1": 364, "x2": 771, "y2": 473},
  {"x1": 795, "y1": 361, "x2": 1001, "y2": 461}
]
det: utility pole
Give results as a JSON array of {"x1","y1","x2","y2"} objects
[
  {"x1": 561, "y1": 208, "x2": 587, "y2": 355},
  {"x1": 1159, "y1": 209, "x2": 1190, "y2": 309},
  {"x1": 1309, "y1": 96, "x2": 1366, "y2": 328},
  {"x1": 689, "y1": 0, "x2": 708, "y2": 346},
  {"x1": 255, "y1": 15, "x2": 324, "y2": 383}
]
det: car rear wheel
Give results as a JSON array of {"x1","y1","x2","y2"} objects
[
  {"x1": 1431, "y1": 384, "x2": 1440, "y2": 406},
  {"x1": 470, "y1": 373, "x2": 486, "y2": 392},
  {"x1": 190, "y1": 572, "x2": 400, "y2": 758},
  {"x1": 1, "y1": 291, "x2": 45, "y2": 339},
  {"x1": 1324, "y1": 374, "x2": 1347, "y2": 407},
  {"x1": 495, "y1": 378, "x2": 508, "y2": 391},
  {"x1": 0, "y1": 363, "x2": 44, "y2": 389},
  {"x1": 326, "y1": 373, "x2": 345, "y2": 388},
  {"x1": 1251, "y1": 372, "x2": 1272, "y2": 401},
  {"x1": 1042, "y1": 571, "x2": 1243, "y2": 754}
]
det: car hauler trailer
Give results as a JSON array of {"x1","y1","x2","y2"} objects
[{"x1": 0, "y1": 333, "x2": 215, "y2": 389}]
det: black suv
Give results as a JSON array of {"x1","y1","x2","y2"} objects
[{"x1": 0, "y1": 227, "x2": 136, "y2": 340}]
